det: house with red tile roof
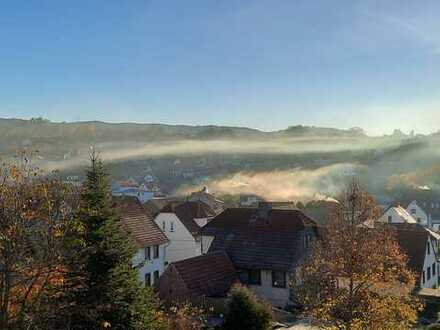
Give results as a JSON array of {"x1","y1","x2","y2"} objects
[
  {"x1": 202, "y1": 203, "x2": 318, "y2": 308},
  {"x1": 113, "y1": 196, "x2": 169, "y2": 287},
  {"x1": 158, "y1": 252, "x2": 238, "y2": 302}
]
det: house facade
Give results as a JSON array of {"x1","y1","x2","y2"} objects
[
  {"x1": 379, "y1": 205, "x2": 417, "y2": 224},
  {"x1": 202, "y1": 203, "x2": 318, "y2": 308},
  {"x1": 391, "y1": 223, "x2": 440, "y2": 289},
  {"x1": 393, "y1": 197, "x2": 440, "y2": 230},
  {"x1": 113, "y1": 196, "x2": 169, "y2": 286},
  {"x1": 154, "y1": 201, "x2": 216, "y2": 263}
]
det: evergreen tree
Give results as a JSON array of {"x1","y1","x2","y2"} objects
[{"x1": 46, "y1": 152, "x2": 164, "y2": 330}]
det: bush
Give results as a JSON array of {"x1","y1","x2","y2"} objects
[{"x1": 223, "y1": 284, "x2": 273, "y2": 330}]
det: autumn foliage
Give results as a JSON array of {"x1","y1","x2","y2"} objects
[
  {"x1": 0, "y1": 152, "x2": 78, "y2": 329},
  {"x1": 295, "y1": 181, "x2": 421, "y2": 329}
]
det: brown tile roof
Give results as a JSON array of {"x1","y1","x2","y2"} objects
[
  {"x1": 171, "y1": 252, "x2": 237, "y2": 297},
  {"x1": 203, "y1": 207, "x2": 317, "y2": 271},
  {"x1": 160, "y1": 201, "x2": 216, "y2": 237},
  {"x1": 387, "y1": 223, "x2": 428, "y2": 274},
  {"x1": 143, "y1": 197, "x2": 185, "y2": 218},
  {"x1": 113, "y1": 196, "x2": 168, "y2": 248}
]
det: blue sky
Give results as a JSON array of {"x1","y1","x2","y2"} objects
[{"x1": 0, "y1": 0, "x2": 439, "y2": 135}]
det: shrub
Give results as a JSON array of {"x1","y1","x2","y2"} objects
[{"x1": 223, "y1": 284, "x2": 273, "y2": 330}]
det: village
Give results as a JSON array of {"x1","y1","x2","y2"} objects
[{"x1": 110, "y1": 176, "x2": 440, "y2": 328}]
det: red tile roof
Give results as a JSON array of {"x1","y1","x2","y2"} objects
[
  {"x1": 113, "y1": 196, "x2": 168, "y2": 248},
  {"x1": 171, "y1": 252, "x2": 237, "y2": 297}
]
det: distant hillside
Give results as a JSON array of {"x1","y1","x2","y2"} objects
[{"x1": 0, "y1": 118, "x2": 367, "y2": 143}]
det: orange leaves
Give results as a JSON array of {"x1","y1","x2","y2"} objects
[{"x1": 295, "y1": 181, "x2": 419, "y2": 329}]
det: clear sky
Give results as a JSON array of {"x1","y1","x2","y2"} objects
[{"x1": 1, "y1": 0, "x2": 439, "y2": 135}]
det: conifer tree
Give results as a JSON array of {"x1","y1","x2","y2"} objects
[{"x1": 46, "y1": 151, "x2": 164, "y2": 330}]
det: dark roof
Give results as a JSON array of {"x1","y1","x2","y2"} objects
[
  {"x1": 170, "y1": 252, "x2": 237, "y2": 297},
  {"x1": 203, "y1": 207, "x2": 317, "y2": 271},
  {"x1": 143, "y1": 197, "x2": 184, "y2": 218},
  {"x1": 387, "y1": 223, "x2": 428, "y2": 274},
  {"x1": 161, "y1": 201, "x2": 216, "y2": 237},
  {"x1": 113, "y1": 196, "x2": 168, "y2": 248},
  {"x1": 302, "y1": 201, "x2": 338, "y2": 226}
]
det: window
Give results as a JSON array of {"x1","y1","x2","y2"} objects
[
  {"x1": 154, "y1": 270, "x2": 160, "y2": 284},
  {"x1": 162, "y1": 221, "x2": 165, "y2": 231},
  {"x1": 304, "y1": 234, "x2": 312, "y2": 248},
  {"x1": 239, "y1": 269, "x2": 261, "y2": 285},
  {"x1": 410, "y1": 209, "x2": 416, "y2": 214},
  {"x1": 272, "y1": 271, "x2": 286, "y2": 288},
  {"x1": 433, "y1": 263, "x2": 436, "y2": 276},
  {"x1": 388, "y1": 215, "x2": 392, "y2": 223},
  {"x1": 144, "y1": 247, "x2": 151, "y2": 260},
  {"x1": 428, "y1": 241, "x2": 431, "y2": 255},
  {"x1": 423, "y1": 271, "x2": 425, "y2": 284},
  {"x1": 153, "y1": 245, "x2": 159, "y2": 259},
  {"x1": 145, "y1": 273, "x2": 151, "y2": 286},
  {"x1": 170, "y1": 221, "x2": 174, "y2": 232},
  {"x1": 248, "y1": 269, "x2": 261, "y2": 285},
  {"x1": 417, "y1": 218, "x2": 421, "y2": 223},
  {"x1": 428, "y1": 267, "x2": 431, "y2": 281}
]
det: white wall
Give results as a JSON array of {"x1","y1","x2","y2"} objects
[
  {"x1": 133, "y1": 244, "x2": 167, "y2": 285},
  {"x1": 248, "y1": 270, "x2": 290, "y2": 308},
  {"x1": 422, "y1": 237, "x2": 439, "y2": 289},
  {"x1": 379, "y1": 207, "x2": 414, "y2": 224},
  {"x1": 155, "y1": 213, "x2": 201, "y2": 263},
  {"x1": 406, "y1": 201, "x2": 428, "y2": 226}
]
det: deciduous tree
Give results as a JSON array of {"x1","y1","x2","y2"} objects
[
  {"x1": 0, "y1": 152, "x2": 77, "y2": 329},
  {"x1": 295, "y1": 180, "x2": 420, "y2": 329}
]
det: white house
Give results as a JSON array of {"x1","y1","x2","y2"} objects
[
  {"x1": 379, "y1": 205, "x2": 417, "y2": 224},
  {"x1": 202, "y1": 204, "x2": 318, "y2": 308},
  {"x1": 393, "y1": 198, "x2": 440, "y2": 230},
  {"x1": 406, "y1": 200, "x2": 429, "y2": 226},
  {"x1": 391, "y1": 223, "x2": 440, "y2": 289},
  {"x1": 154, "y1": 201, "x2": 216, "y2": 263},
  {"x1": 113, "y1": 196, "x2": 169, "y2": 286}
]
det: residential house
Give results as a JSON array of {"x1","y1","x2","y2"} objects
[
  {"x1": 390, "y1": 223, "x2": 440, "y2": 289},
  {"x1": 188, "y1": 186, "x2": 225, "y2": 215},
  {"x1": 154, "y1": 201, "x2": 216, "y2": 263},
  {"x1": 378, "y1": 205, "x2": 417, "y2": 224},
  {"x1": 112, "y1": 185, "x2": 154, "y2": 203},
  {"x1": 113, "y1": 196, "x2": 169, "y2": 286},
  {"x1": 202, "y1": 203, "x2": 318, "y2": 308},
  {"x1": 393, "y1": 195, "x2": 440, "y2": 229},
  {"x1": 158, "y1": 252, "x2": 238, "y2": 302}
]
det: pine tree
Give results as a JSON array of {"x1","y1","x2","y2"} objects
[{"x1": 46, "y1": 152, "x2": 164, "y2": 330}]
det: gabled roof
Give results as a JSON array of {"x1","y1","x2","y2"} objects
[
  {"x1": 388, "y1": 223, "x2": 428, "y2": 274},
  {"x1": 203, "y1": 208, "x2": 317, "y2": 271},
  {"x1": 170, "y1": 252, "x2": 237, "y2": 297},
  {"x1": 113, "y1": 196, "x2": 168, "y2": 248},
  {"x1": 160, "y1": 201, "x2": 216, "y2": 237},
  {"x1": 302, "y1": 200, "x2": 339, "y2": 226},
  {"x1": 383, "y1": 205, "x2": 417, "y2": 223}
]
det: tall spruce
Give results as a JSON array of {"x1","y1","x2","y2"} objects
[{"x1": 46, "y1": 152, "x2": 164, "y2": 330}]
